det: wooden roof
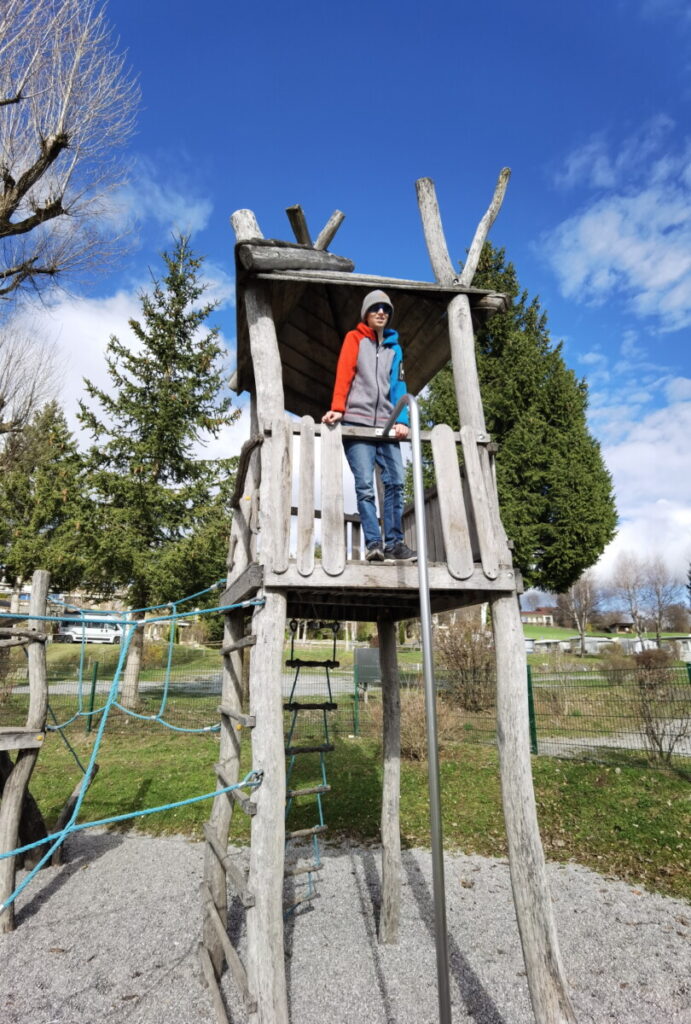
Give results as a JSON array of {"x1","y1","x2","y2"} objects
[{"x1": 235, "y1": 252, "x2": 508, "y2": 421}]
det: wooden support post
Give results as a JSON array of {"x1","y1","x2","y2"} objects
[
  {"x1": 246, "y1": 591, "x2": 289, "y2": 1024},
  {"x1": 491, "y1": 594, "x2": 577, "y2": 1024},
  {"x1": 285, "y1": 204, "x2": 313, "y2": 246},
  {"x1": 458, "y1": 168, "x2": 511, "y2": 287},
  {"x1": 378, "y1": 617, "x2": 401, "y2": 944},
  {"x1": 0, "y1": 569, "x2": 49, "y2": 932},
  {"x1": 314, "y1": 209, "x2": 345, "y2": 251}
]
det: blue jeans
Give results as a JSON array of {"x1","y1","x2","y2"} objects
[{"x1": 342, "y1": 436, "x2": 404, "y2": 551}]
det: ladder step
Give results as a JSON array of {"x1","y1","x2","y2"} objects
[
  {"x1": 285, "y1": 658, "x2": 339, "y2": 668},
  {"x1": 286, "y1": 824, "x2": 328, "y2": 840},
  {"x1": 215, "y1": 763, "x2": 257, "y2": 816},
  {"x1": 221, "y1": 635, "x2": 256, "y2": 656},
  {"x1": 285, "y1": 891, "x2": 321, "y2": 911},
  {"x1": 284, "y1": 701, "x2": 337, "y2": 712},
  {"x1": 284, "y1": 861, "x2": 324, "y2": 877},
  {"x1": 201, "y1": 883, "x2": 257, "y2": 1013},
  {"x1": 218, "y1": 704, "x2": 255, "y2": 729},
  {"x1": 286, "y1": 784, "x2": 331, "y2": 798},
  {"x1": 285, "y1": 744, "x2": 334, "y2": 756},
  {"x1": 198, "y1": 944, "x2": 231, "y2": 1024},
  {"x1": 0, "y1": 727, "x2": 45, "y2": 752},
  {"x1": 203, "y1": 824, "x2": 254, "y2": 907}
]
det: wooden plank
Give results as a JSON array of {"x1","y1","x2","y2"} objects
[
  {"x1": 0, "y1": 628, "x2": 47, "y2": 640},
  {"x1": 218, "y1": 705, "x2": 255, "y2": 729},
  {"x1": 238, "y1": 243, "x2": 354, "y2": 274},
  {"x1": 218, "y1": 563, "x2": 264, "y2": 609},
  {"x1": 286, "y1": 824, "x2": 327, "y2": 840},
  {"x1": 296, "y1": 416, "x2": 316, "y2": 577},
  {"x1": 285, "y1": 205, "x2": 313, "y2": 246},
  {"x1": 0, "y1": 728, "x2": 45, "y2": 752},
  {"x1": 431, "y1": 424, "x2": 474, "y2": 579},
  {"x1": 314, "y1": 209, "x2": 345, "y2": 250},
  {"x1": 221, "y1": 635, "x2": 256, "y2": 656},
  {"x1": 264, "y1": 562, "x2": 515, "y2": 592},
  {"x1": 491, "y1": 593, "x2": 578, "y2": 1024},
  {"x1": 352, "y1": 521, "x2": 362, "y2": 561},
  {"x1": 229, "y1": 434, "x2": 263, "y2": 509},
  {"x1": 320, "y1": 423, "x2": 345, "y2": 576},
  {"x1": 254, "y1": 269, "x2": 501, "y2": 297},
  {"x1": 378, "y1": 618, "x2": 401, "y2": 945},
  {"x1": 203, "y1": 823, "x2": 255, "y2": 907},
  {"x1": 461, "y1": 425, "x2": 498, "y2": 580},
  {"x1": 201, "y1": 883, "x2": 257, "y2": 1013},
  {"x1": 198, "y1": 943, "x2": 231, "y2": 1024},
  {"x1": 266, "y1": 418, "x2": 291, "y2": 574},
  {"x1": 215, "y1": 763, "x2": 257, "y2": 815},
  {"x1": 284, "y1": 861, "x2": 324, "y2": 877},
  {"x1": 286, "y1": 785, "x2": 330, "y2": 798}
]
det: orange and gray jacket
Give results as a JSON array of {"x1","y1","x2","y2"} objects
[{"x1": 330, "y1": 322, "x2": 409, "y2": 428}]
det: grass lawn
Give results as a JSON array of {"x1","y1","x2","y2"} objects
[{"x1": 26, "y1": 717, "x2": 691, "y2": 904}]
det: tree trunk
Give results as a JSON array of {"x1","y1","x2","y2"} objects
[{"x1": 119, "y1": 609, "x2": 145, "y2": 709}]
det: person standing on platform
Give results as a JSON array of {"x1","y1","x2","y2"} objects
[{"x1": 322, "y1": 289, "x2": 417, "y2": 563}]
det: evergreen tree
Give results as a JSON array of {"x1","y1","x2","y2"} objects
[
  {"x1": 78, "y1": 236, "x2": 238, "y2": 705},
  {"x1": 418, "y1": 242, "x2": 617, "y2": 592},
  {"x1": 0, "y1": 401, "x2": 86, "y2": 596}
]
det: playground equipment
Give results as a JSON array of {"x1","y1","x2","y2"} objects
[{"x1": 200, "y1": 175, "x2": 578, "y2": 1023}]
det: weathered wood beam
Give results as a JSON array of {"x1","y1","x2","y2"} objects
[
  {"x1": 459, "y1": 167, "x2": 511, "y2": 287},
  {"x1": 0, "y1": 729, "x2": 45, "y2": 752},
  {"x1": 314, "y1": 209, "x2": 345, "y2": 250},
  {"x1": 230, "y1": 208, "x2": 263, "y2": 243},
  {"x1": 237, "y1": 243, "x2": 354, "y2": 274},
  {"x1": 415, "y1": 177, "x2": 457, "y2": 285},
  {"x1": 285, "y1": 205, "x2": 313, "y2": 246},
  {"x1": 218, "y1": 563, "x2": 264, "y2": 610}
]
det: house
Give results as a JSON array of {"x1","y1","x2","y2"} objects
[{"x1": 520, "y1": 606, "x2": 558, "y2": 627}]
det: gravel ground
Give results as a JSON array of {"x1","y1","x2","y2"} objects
[{"x1": 1, "y1": 832, "x2": 689, "y2": 1024}]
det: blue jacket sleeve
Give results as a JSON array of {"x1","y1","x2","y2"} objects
[{"x1": 389, "y1": 345, "x2": 409, "y2": 426}]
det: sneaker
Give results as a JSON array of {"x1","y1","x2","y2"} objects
[
  {"x1": 365, "y1": 544, "x2": 385, "y2": 562},
  {"x1": 384, "y1": 542, "x2": 417, "y2": 562}
]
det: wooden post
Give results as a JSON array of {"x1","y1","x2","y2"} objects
[
  {"x1": 377, "y1": 617, "x2": 401, "y2": 944},
  {"x1": 0, "y1": 569, "x2": 49, "y2": 933},
  {"x1": 492, "y1": 594, "x2": 577, "y2": 1024},
  {"x1": 245, "y1": 590, "x2": 289, "y2": 1024}
]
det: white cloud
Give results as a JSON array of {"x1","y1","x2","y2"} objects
[
  {"x1": 545, "y1": 121, "x2": 691, "y2": 330},
  {"x1": 107, "y1": 157, "x2": 213, "y2": 238}
]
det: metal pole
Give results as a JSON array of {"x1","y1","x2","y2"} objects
[
  {"x1": 86, "y1": 661, "x2": 99, "y2": 735},
  {"x1": 526, "y1": 665, "x2": 538, "y2": 755},
  {"x1": 383, "y1": 395, "x2": 452, "y2": 1024}
]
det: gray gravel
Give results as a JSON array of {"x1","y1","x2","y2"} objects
[{"x1": 1, "y1": 832, "x2": 689, "y2": 1024}]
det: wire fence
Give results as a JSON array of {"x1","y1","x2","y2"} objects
[{"x1": 2, "y1": 645, "x2": 690, "y2": 768}]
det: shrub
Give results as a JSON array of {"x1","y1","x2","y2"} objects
[{"x1": 435, "y1": 626, "x2": 495, "y2": 712}]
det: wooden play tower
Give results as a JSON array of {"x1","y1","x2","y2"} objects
[{"x1": 200, "y1": 175, "x2": 578, "y2": 1024}]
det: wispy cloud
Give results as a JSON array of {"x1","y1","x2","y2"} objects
[
  {"x1": 544, "y1": 119, "x2": 691, "y2": 331},
  {"x1": 107, "y1": 156, "x2": 213, "y2": 238}
]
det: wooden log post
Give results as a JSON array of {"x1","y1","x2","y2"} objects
[
  {"x1": 377, "y1": 617, "x2": 401, "y2": 944},
  {"x1": 417, "y1": 178, "x2": 577, "y2": 1023},
  {"x1": 0, "y1": 569, "x2": 50, "y2": 933},
  {"x1": 231, "y1": 209, "x2": 290, "y2": 1024}
]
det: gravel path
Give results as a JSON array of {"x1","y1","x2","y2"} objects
[{"x1": 1, "y1": 832, "x2": 689, "y2": 1024}]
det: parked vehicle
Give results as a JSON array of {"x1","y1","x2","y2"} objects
[{"x1": 55, "y1": 616, "x2": 122, "y2": 644}]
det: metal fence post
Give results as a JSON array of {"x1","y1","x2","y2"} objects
[
  {"x1": 353, "y1": 663, "x2": 360, "y2": 736},
  {"x1": 86, "y1": 661, "x2": 99, "y2": 734},
  {"x1": 686, "y1": 663, "x2": 691, "y2": 687},
  {"x1": 526, "y1": 665, "x2": 538, "y2": 755}
]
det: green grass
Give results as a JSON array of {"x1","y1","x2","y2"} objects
[{"x1": 26, "y1": 716, "x2": 691, "y2": 904}]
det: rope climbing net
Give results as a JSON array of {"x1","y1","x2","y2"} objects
[{"x1": 0, "y1": 583, "x2": 265, "y2": 919}]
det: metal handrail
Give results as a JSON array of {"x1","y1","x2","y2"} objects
[{"x1": 382, "y1": 396, "x2": 452, "y2": 1024}]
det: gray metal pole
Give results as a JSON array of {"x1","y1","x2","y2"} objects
[{"x1": 383, "y1": 396, "x2": 452, "y2": 1024}]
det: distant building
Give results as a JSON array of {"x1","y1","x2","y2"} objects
[{"x1": 520, "y1": 606, "x2": 557, "y2": 627}]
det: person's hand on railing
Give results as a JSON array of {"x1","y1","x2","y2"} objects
[
  {"x1": 391, "y1": 423, "x2": 409, "y2": 440},
  {"x1": 321, "y1": 410, "x2": 343, "y2": 425}
]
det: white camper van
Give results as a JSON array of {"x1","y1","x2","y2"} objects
[{"x1": 56, "y1": 616, "x2": 122, "y2": 644}]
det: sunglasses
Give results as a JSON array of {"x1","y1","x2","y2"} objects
[{"x1": 368, "y1": 304, "x2": 391, "y2": 314}]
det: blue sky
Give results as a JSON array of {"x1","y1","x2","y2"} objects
[{"x1": 11, "y1": 0, "x2": 691, "y2": 583}]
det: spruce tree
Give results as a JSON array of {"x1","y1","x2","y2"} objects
[
  {"x1": 418, "y1": 242, "x2": 617, "y2": 592},
  {"x1": 0, "y1": 401, "x2": 85, "y2": 595},
  {"x1": 78, "y1": 236, "x2": 238, "y2": 705}
]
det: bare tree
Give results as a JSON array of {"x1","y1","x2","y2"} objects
[
  {"x1": 643, "y1": 555, "x2": 682, "y2": 647},
  {"x1": 608, "y1": 552, "x2": 647, "y2": 642},
  {"x1": 0, "y1": 327, "x2": 58, "y2": 439},
  {"x1": 0, "y1": 0, "x2": 138, "y2": 305},
  {"x1": 563, "y1": 568, "x2": 600, "y2": 656}
]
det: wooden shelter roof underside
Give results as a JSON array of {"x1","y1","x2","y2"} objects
[{"x1": 235, "y1": 261, "x2": 508, "y2": 422}]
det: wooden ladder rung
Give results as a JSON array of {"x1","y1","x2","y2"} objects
[
  {"x1": 286, "y1": 824, "x2": 328, "y2": 840},
  {"x1": 218, "y1": 704, "x2": 255, "y2": 729},
  {"x1": 0, "y1": 727, "x2": 45, "y2": 752},
  {"x1": 285, "y1": 658, "x2": 339, "y2": 668},
  {"x1": 203, "y1": 824, "x2": 255, "y2": 908},
  {"x1": 221, "y1": 635, "x2": 256, "y2": 656},
  {"x1": 201, "y1": 883, "x2": 257, "y2": 1013},
  {"x1": 198, "y1": 943, "x2": 230, "y2": 1024},
  {"x1": 283, "y1": 701, "x2": 337, "y2": 712},
  {"x1": 285, "y1": 891, "x2": 321, "y2": 910},
  {"x1": 284, "y1": 861, "x2": 324, "y2": 878},
  {"x1": 214, "y1": 764, "x2": 257, "y2": 816},
  {"x1": 285, "y1": 743, "x2": 334, "y2": 756},
  {"x1": 286, "y1": 784, "x2": 331, "y2": 798}
]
